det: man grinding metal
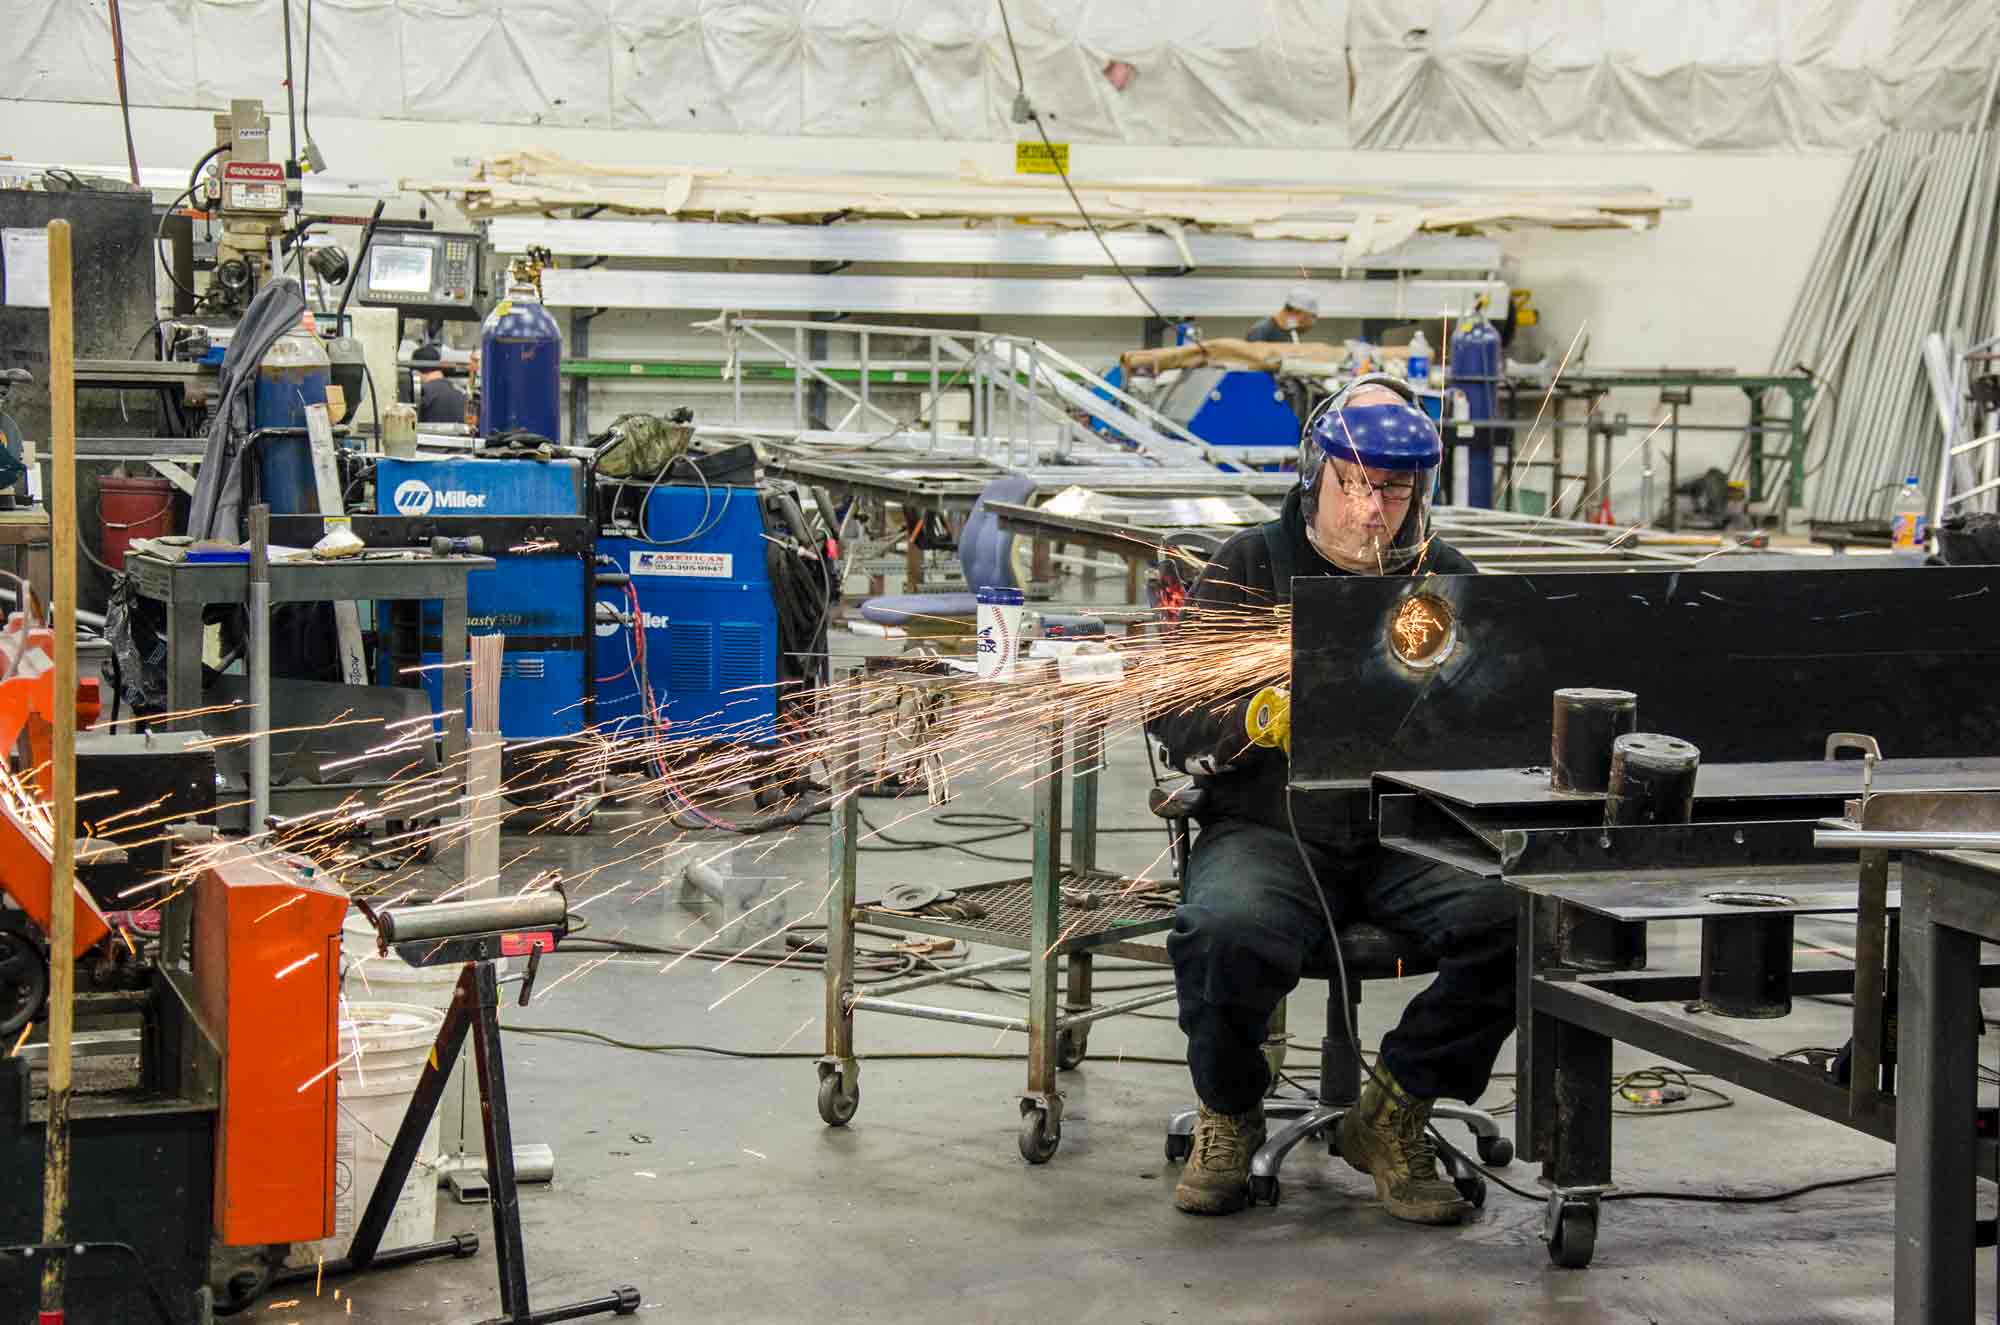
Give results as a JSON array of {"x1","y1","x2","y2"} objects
[{"x1": 1147, "y1": 377, "x2": 1515, "y2": 1224}]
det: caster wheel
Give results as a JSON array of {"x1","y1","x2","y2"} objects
[
  {"x1": 1476, "y1": 1134, "x2": 1515, "y2": 1166},
  {"x1": 1057, "y1": 1028, "x2": 1088, "y2": 1071},
  {"x1": 1248, "y1": 1174, "x2": 1279, "y2": 1207},
  {"x1": 1165, "y1": 1132, "x2": 1191, "y2": 1163},
  {"x1": 817, "y1": 1073, "x2": 859, "y2": 1127},
  {"x1": 0, "y1": 921, "x2": 47, "y2": 1040},
  {"x1": 1019, "y1": 1107, "x2": 1061, "y2": 1164},
  {"x1": 1547, "y1": 1201, "x2": 1597, "y2": 1269},
  {"x1": 1454, "y1": 1174, "x2": 1487, "y2": 1210}
]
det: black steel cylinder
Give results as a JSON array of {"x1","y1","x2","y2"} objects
[
  {"x1": 1550, "y1": 687, "x2": 1638, "y2": 793},
  {"x1": 1699, "y1": 912, "x2": 1795, "y2": 1018},
  {"x1": 1555, "y1": 902, "x2": 1648, "y2": 973},
  {"x1": 1604, "y1": 733, "x2": 1700, "y2": 827},
  {"x1": 1557, "y1": 725, "x2": 1689, "y2": 974}
]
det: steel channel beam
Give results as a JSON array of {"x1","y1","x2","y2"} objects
[{"x1": 1532, "y1": 977, "x2": 1896, "y2": 1142}]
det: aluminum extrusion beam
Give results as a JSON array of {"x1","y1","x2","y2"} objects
[
  {"x1": 489, "y1": 218, "x2": 1504, "y2": 273},
  {"x1": 539, "y1": 269, "x2": 1509, "y2": 319}
]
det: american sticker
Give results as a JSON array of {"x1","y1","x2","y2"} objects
[{"x1": 631, "y1": 551, "x2": 732, "y2": 578}]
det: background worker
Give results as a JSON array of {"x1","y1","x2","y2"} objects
[
  {"x1": 413, "y1": 344, "x2": 468, "y2": 425},
  {"x1": 1146, "y1": 377, "x2": 1514, "y2": 1225},
  {"x1": 1245, "y1": 287, "x2": 1321, "y2": 343}
]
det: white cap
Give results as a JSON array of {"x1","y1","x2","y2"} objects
[{"x1": 1283, "y1": 286, "x2": 1321, "y2": 317}]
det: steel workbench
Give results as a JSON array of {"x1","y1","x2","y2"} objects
[
  {"x1": 125, "y1": 549, "x2": 489, "y2": 829},
  {"x1": 1895, "y1": 847, "x2": 2000, "y2": 1321},
  {"x1": 816, "y1": 664, "x2": 1177, "y2": 1164}
]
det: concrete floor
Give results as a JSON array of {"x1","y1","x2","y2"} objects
[{"x1": 281, "y1": 709, "x2": 2000, "y2": 1325}]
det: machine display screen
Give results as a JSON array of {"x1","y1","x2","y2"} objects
[{"x1": 368, "y1": 243, "x2": 435, "y2": 295}]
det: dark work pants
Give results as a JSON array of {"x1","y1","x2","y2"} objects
[{"x1": 1167, "y1": 819, "x2": 1515, "y2": 1115}]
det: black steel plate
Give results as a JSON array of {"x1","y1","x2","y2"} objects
[
  {"x1": 1373, "y1": 757, "x2": 2000, "y2": 811},
  {"x1": 1500, "y1": 865, "x2": 1895, "y2": 920},
  {"x1": 1290, "y1": 567, "x2": 2000, "y2": 788}
]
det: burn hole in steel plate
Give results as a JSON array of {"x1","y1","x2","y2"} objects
[
  {"x1": 1389, "y1": 592, "x2": 1456, "y2": 670},
  {"x1": 1703, "y1": 891, "x2": 1795, "y2": 908}
]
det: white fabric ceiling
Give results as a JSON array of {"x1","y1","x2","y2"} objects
[{"x1": 5, "y1": 0, "x2": 1995, "y2": 151}]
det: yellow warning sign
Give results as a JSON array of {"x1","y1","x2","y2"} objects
[{"x1": 1015, "y1": 141, "x2": 1070, "y2": 175}]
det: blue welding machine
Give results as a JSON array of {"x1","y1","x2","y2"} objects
[
  {"x1": 376, "y1": 456, "x2": 589, "y2": 742},
  {"x1": 594, "y1": 483, "x2": 779, "y2": 745}
]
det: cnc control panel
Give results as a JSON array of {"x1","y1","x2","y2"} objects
[{"x1": 356, "y1": 228, "x2": 484, "y2": 321}]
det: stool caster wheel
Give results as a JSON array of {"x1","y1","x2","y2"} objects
[
  {"x1": 1019, "y1": 1105, "x2": 1060, "y2": 1164},
  {"x1": 1546, "y1": 1199, "x2": 1597, "y2": 1269},
  {"x1": 1165, "y1": 1132, "x2": 1191, "y2": 1163},
  {"x1": 1249, "y1": 1174, "x2": 1279, "y2": 1207},
  {"x1": 817, "y1": 1071, "x2": 859, "y2": 1127},
  {"x1": 1454, "y1": 1173, "x2": 1487, "y2": 1210},
  {"x1": 1476, "y1": 1134, "x2": 1514, "y2": 1166},
  {"x1": 1057, "y1": 1027, "x2": 1088, "y2": 1071}
]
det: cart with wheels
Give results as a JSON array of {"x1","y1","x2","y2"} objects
[{"x1": 817, "y1": 668, "x2": 1178, "y2": 1164}]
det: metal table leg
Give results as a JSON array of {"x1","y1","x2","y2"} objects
[
  {"x1": 1513, "y1": 891, "x2": 1555, "y2": 1164},
  {"x1": 1020, "y1": 708, "x2": 1065, "y2": 1163},
  {"x1": 1061, "y1": 711, "x2": 1101, "y2": 1070},
  {"x1": 1894, "y1": 863, "x2": 1980, "y2": 1322},
  {"x1": 167, "y1": 590, "x2": 202, "y2": 730},
  {"x1": 1543, "y1": 1017, "x2": 1613, "y2": 1269},
  {"x1": 440, "y1": 588, "x2": 469, "y2": 768},
  {"x1": 818, "y1": 675, "x2": 861, "y2": 1127}
]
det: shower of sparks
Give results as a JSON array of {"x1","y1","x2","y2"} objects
[
  {"x1": 1391, "y1": 597, "x2": 1445, "y2": 657},
  {"x1": 12, "y1": 546, "x2": 1311, "y2": 1063}
]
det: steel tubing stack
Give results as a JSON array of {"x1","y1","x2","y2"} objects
[{"x1": 1750, "y1": 121, "x2": 2000, "y2": 521}]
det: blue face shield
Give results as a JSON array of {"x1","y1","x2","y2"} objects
[{"x1": 1297, "y1": 377, "x2": 1443, "y2": 573}]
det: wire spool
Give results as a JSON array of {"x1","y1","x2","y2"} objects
[{"x1": 1549, "y1": 688, "x2": 1637, "y2": 793}]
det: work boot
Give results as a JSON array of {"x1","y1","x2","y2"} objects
[
  {"x1": 1173, "y1": 1102, "x2": 1266, "y2": 1215},
  {"x1": 1335, "y1": 1067, "x2": 1472, "y2": 1225}
]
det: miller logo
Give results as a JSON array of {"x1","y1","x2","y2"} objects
[
  {"x1": 595, "y1": 611, "x2": 668, "y2": 637},
  {"x1": 392, "y1": 479, "x2": 487, "y2": 515}
]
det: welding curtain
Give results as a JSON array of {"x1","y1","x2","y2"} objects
[{"x1": 6, "y1": 1, "x2": 1997, "y2": 152}]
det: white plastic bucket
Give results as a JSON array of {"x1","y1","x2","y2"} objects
[
  {"x1": 302, "y1": 1001, "x2": 446, "y2": 1265},
  {"x1": 343, "y1": 912, "x2": 461, "y2": 1012}
]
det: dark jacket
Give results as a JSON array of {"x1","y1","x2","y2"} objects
[
  {"x1": 418, "y1": 374, "x2": 468, "y2": 425},
  {"x1": 1145, "y1": 487, "x2": 1476, "y2": 849},
  {"x1": 1244, "y1": 316, "x2": 1293, "y2": 344}
]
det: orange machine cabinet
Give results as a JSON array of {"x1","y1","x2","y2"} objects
[{"x1": 191, "y1": 844, "x2": 348, "y2": 1246}]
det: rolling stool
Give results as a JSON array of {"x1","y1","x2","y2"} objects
[{"x1": 1149, "y1": 785, "x2": 1513, "y2": 1209}]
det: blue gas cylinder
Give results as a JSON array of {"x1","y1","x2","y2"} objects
[
  {"x1": 1447, "y1": 312, "x2": 1502, "y2": 423},
  {"x1": 1448, "y1": 307, "x2": 1504, "y2": 509},
  {"x1": 479, "y1": 278, "x2": 563, "y2": 441},
  {"x1": 252, "y1": 314, "x2": 330, "y2": 513}
]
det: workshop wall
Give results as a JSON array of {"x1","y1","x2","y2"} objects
[{"x1": 4, "y1": 105, "x2": 1850, "y2": 521}]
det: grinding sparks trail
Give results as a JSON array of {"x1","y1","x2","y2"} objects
[{"x1": 72, "y1": 563, "x2": 1303, "y2": 1027}]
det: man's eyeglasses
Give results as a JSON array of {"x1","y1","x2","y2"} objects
[{"x1": 1333, "y1": 473, "x2": 1419, "y2": 501}]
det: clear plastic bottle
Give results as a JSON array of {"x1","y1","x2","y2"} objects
[
  {"x1": 1890, "y1": 474, "x2": 1929, "y2": 560},
  {"x1": 1406, "y1": 329, "x2": 1433, "y2": 384}
]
